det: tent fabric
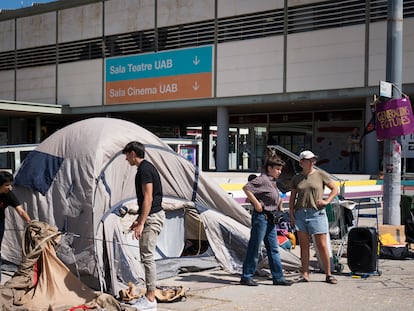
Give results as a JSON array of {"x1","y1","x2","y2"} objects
[
  {"x1": 14, "y1": 150, "x2": 64, "y2": 195},
  {"x1": 2, "y1": 117, "x2": 300, "y2": 296},
  {"x1": 0, "y1": 221, "x2": 133, "y2": 311}
]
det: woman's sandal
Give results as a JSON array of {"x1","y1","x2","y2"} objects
[{"x1": 325, "y1": 275, "x2": 338, "y2": 284}]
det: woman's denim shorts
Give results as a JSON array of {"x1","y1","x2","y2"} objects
[{"x1": 294, "y1": 208, "x2": 328, "y2": 235}]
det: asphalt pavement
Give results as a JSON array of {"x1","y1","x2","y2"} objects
[
  {"x1": 152, "y1": 205, "x2": 414, "y2": 311},
  {"x1": 2, "y1": 195, "x2": 414, "y2": 310},
  {"x1": 153, "y1": 246, "x2": 414, "y2": 311},
  {"x1": 1, "y1": 235, "x2": 414, "y2": 311}
]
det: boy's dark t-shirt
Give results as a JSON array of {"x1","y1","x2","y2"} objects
[
  {"x1": 135, "y1": 160, "x2": 163, "y2": 215},
  {"x1": 0, "y1": 191, "x2": 20, "y2": 220}
]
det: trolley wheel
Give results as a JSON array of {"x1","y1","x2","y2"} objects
[{"x1": 335, "y1": 263, "x2": 344, "y2": 273}]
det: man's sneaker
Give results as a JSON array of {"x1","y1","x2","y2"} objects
[
  {"x1": 132, "y1": 295, "x2": 157, "y2": 311},
  {"x1": 240, "y1": 278, "x2": 258, "y2": 286}
]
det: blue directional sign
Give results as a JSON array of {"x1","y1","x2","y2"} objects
[{"x1": 105, "y1": 46, "x2": 213, "y2": 82}]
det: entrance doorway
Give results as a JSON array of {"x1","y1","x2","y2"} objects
[{"x1": 268, "y1": 126, "x2": 313, "y2": 155}]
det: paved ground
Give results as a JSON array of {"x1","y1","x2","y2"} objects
[
  {"x1": 152, "y1": 247, "x2": 414, "y2": 311},
  {"x1": 152, "y1": 208, "x2": 414, "y2": 311},
  {"x1": 2, "y1": 246, "x2": 413, "y2": 311},
  {"x1": 2, "y1": 181, "x2": 413, "y2": 311}
]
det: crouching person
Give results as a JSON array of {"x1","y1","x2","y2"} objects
[{"x1": 0, "y1": 171, "x2": 31, "y2": 282}]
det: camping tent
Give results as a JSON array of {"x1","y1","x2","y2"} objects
[{"x1": 2, "y1": 117, "x2": 300, "y2": 295}]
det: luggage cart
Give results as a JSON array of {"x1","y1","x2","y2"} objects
[
  {"x1": 312, "y1": 198, "x2": 356, "y2": 273},
  {"x1": 355, "y1": 197, "x2": 380, "y2": 229},
  {"x1": 347, "y1": 197, "x2": 381, "y2": 276},
  {"x1": 325, "y1": 198, "x2": 356, "y2": 272}
]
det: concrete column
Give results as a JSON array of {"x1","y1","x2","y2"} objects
[
  {"x1": 216, "y1": 107, "x2": 229, "y2": 171},
  {"x1": 364, "y1": 97, "x2": 379, "y2": 175}
]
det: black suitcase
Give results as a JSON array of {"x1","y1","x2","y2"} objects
[{"x1": 347, "y1": 227, "x2": 379, "y2": 274}]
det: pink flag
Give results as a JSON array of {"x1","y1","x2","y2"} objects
[{"x1": 375, "y1": 97, "x2": 414, "y2": 139}]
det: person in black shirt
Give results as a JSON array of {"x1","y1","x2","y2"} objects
[
  {"x1": 0, "y1": 171, "x2": 31, "y2": 281},
  {"x1": 0, "y1": 171, "x2": 31, "y2": 246},
  {"x1": 122, "y1": 141, "x2": 165, "y2": 311}
]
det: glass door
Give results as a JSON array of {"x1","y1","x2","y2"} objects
[{"x1": 268, "y1": 126, "x2": 312, "y2": 155}]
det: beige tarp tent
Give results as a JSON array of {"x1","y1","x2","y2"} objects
[{"x1": 2, "y1": 117, "x2": 301, "y2": 300}]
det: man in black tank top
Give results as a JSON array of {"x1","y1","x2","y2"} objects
[{"x1": 122, "y1": 141, "x2": 165, "y2": 311}]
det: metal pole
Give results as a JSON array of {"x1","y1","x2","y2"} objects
[{"x1": 383, "y1": 0, "x2": 403, "y2": 225}]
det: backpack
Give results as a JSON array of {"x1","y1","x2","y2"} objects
[
  {"x1": 380, "y1": 245, "x2": 414, "y2": 260},
  {"x1": 277, "y1": 234, "x2": 292, "y2": 250},
  {"x1": 379, "y1": 231, "x2": 414, "y2": 260},
  {"x1": 277, "y1": 219, "x2": 296, "y2": 249},
  {"x1": 405, "y1": 208, "x2": 414, "y2": 243}
]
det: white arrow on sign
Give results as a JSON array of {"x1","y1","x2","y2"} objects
[
  {"x1": 193, "y1": 81, "x2": 200, "y2": 91},
  {"x1": 193, "y1": 56, "x2": 200, "y2": 66}
]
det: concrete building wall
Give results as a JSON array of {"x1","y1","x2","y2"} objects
[
  {"x1": 105, "y1": 0, "x2": 154, "y2": 35},
  {"x1": 288, "y1": 0, "x2": 324, "y2": 6},
  {"x1": 217, "y1": 37, "x2": 284, "y2": 97},
  {"x1": 0, "y1": 70, "x2": 15, "y2": 99},
  {"x1": 58, "y1": 59, "x2": 102, "y2": 107},
  {"x1": 0, "y1": 20, "x2": 14, "y2": 52},
  {"x1": 16, "y1": 12, "x2": 56, "y2": 49},
  {"x1": 58, "y1": 3, "x2": 102, "y2": 43},
  {"x1": 286, "y1": 25, "x2": 365, "y2": 92},
  {"x1": 1, "y1": 1, "x2": 413, "y2": 107},
  {"x1": 403, "y1": 18, "x2": 414, "y2": 83},
  {"x1": 16, "y1": 65, "x2": 55, "y2": 103},
  {"x1": 157, "y1": 0, "x2": 215, "y2": 27},
  {"x1": 368, "y1": 21, "x2": 387, "y2": 86},
  {"x1": 217, "y1": 0, "x2": 282, "y2": 17},
  {"x1": 369, "y1": 18, "x2": 414, "y2": 86},
  {"x1": 216, "y1": 0, "x2": 325, "y2": 16}
]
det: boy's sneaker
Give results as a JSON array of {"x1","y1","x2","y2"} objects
[
  {"x1": 132, "y1": 295, "x2": 157, "y2": 311},
  {"x1": 273, "y1": 278, "x2": 294, "y2": 286}
]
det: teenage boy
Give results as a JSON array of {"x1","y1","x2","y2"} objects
[{"x1": 122, "y1": 141, "x2": 165, "y2": 311}]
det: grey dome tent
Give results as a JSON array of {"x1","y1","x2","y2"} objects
[{"x1": 2, "y1": 117, "x2": 300, "y2": 295}]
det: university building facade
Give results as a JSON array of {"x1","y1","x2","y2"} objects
[{"x1": 0, "y1": 0, "x2": 414, "y2": 174}]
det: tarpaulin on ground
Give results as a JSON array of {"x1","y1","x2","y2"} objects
[{"x1": 0, "y1": 220, "x2": 136, "y2": 311}]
